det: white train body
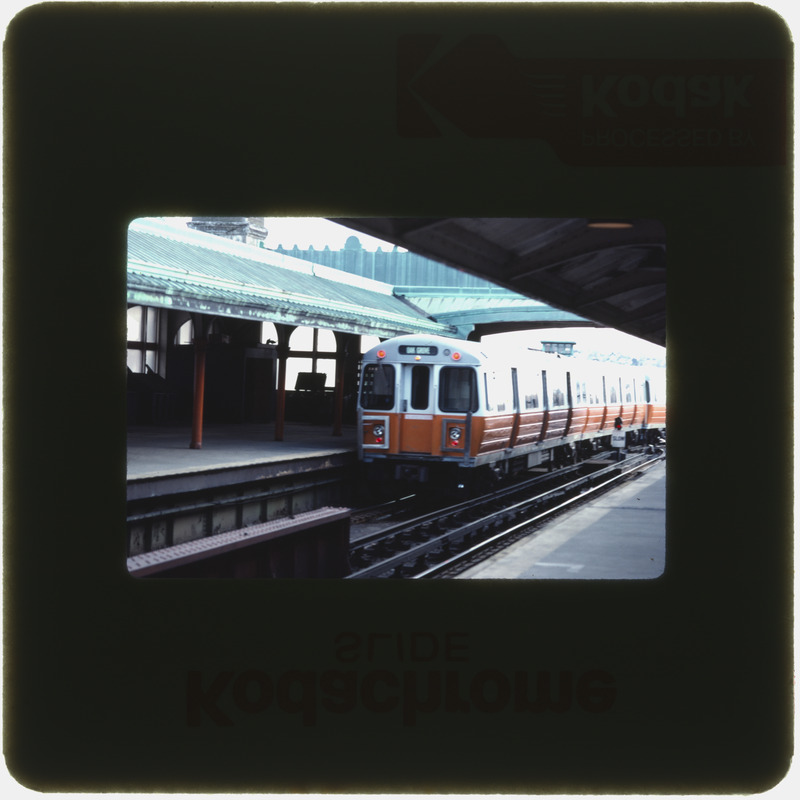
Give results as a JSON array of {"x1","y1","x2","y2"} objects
[{"x1": 357, "y1": 334, "x2": 665, "y2": 484}]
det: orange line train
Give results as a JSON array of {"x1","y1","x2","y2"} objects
[{"x1": 357, "y1": 333, "x2": 665, "y2": 493}]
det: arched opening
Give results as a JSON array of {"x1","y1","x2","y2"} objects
[
  {"x1": 175, "y1": 318, "x2": 193, "y2": 345},
  {"x1": 360, "y1": 334, "x2": 381, "y2": 354},
  {"x1": 127, "y1": 305, "x2": 161, "y2": 374},
  {"x1": 261, "y1": 321, "x2": 279, "y2": 345},
  {"x1": 287, "y1": 325, "x2": 336, "y2": 390}
]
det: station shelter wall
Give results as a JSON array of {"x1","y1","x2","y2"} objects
[{"x1": 126, "y1": 304, "x2": 374, "y2": 427}]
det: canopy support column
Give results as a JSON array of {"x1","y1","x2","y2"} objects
[
  {"x1": 275, "y1": 350, "x2": 287, "y2": 442},
  {"x1": 332, "y1": 332, "x2": 360, "y2": 436},
  {"x1": 189, "y1": 314, "x2": 210, "y2": 450},
  {"x1": 274, "y1": 324, "x2": 294, "y2": 442}
]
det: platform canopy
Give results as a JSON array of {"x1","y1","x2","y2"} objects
[
  {"x1": 331, "y1": 218, "x2": 667, "y2": 347},
  {"x1": 126, "y1": 218, "x2": 457, "y2": 340},
  {"x1": 394, "y1": 286, "x2": 598, "y2": 340}
]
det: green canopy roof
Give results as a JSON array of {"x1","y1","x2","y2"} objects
[{"x1": 127, "y1": 219, "x2": 457, "y2": 339}]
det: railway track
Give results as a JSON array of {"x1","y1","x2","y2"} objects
[{"x1": 345, "y1": 447, "x2": 665, "y2": 579}]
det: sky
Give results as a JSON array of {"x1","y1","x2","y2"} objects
[
  {"x1": 157, "y1": 216, "x2": 398, "y2": 252},
  {"x1": 262, "y1": 217, "x2": 400, "y2": 252}
]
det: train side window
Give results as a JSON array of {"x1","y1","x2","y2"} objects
[
  {"x1": 608, "y1": 380, "x2": 618, "y2": 405},
  {"x1": 551, "y1": 374, "x2": 567, "y2": 407},
  {"x1": 525, "y1": 387, "x2": 540, "y2": 409},
  {"x1": 492, "y1": 369, "x2": 514, "y2": 413},
  {"x1": 624, "y1": 380, "x2": 633, "y2": 403},
  {"x1": 440, "y1": 367, "x2": 478, "y2": 413},
  {"x1": 570, "y1": 376, "x2": 587, "y2": 405},
  {"x1": 360, "y1": 364, "x2": 395, "y2": 410},
  {"x1": 518, "y1": 368, "x2": 538, "y2": 409},
  {"x1": 410, "y1": 364, "x2": 430, "y2": 410}
]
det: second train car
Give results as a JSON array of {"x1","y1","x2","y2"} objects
[{"x1": 357, "y1": 333, "x2": 665, "y2": 491}]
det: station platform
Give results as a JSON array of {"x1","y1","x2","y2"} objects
[
  {"x1": 127, "y1": 422, "x2": 357, "y2": 479},
  {"x1": 126, "y1": 422, "x2": 358, "y2": 501},
  {"x1": 126, "y1": 422, "x2": 361, "y2": 560},
  {"x1": 457, "y1": 459, "x2": 666, "y2": 580}
]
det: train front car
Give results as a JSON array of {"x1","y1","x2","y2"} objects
[
  {"x1": 358, "y1": 335, "x2": 483, "y2": 492},
  {"x1": 357, "y1": 333, "x2": 666, "y2": 496}
]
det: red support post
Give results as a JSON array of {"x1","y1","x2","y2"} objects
[
  {"x1": 190, "y1": 337, "x2": 207, "y2": 449},
  {"x1": 274, "y1": 347, "x2": 287, "y2": 442},
  {"x1": 333, "y1": 351, "x2": 344, "y2": 436}
]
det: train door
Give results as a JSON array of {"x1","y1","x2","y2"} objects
[
  {"x1": 564, "y1": 372, "x2": 575, "y2": 435},
  {"x1": 606, "y1": 375, "x2": 622, "y2": 424},
  {"x1": 542, "y1": 367, "x2": 569, "y2": 440},
  {"x1": 621, "y1": 374, "x2": 635, "y2": 426},
  {"x1": 508, "y1": 367, "x2": 521, "y2": 447},
  {"x1": 598, "y1": 375, "x2": 610, "y2": 430},
  {"x1": 645, "y1": 375, "x2": 667, "y2": 427},
  {"x1": 399, "y1": 364, "x2": 434, "y2": 453},
  {"x1": 541, "y1": 370, "x2": 550, "y2": 440}
]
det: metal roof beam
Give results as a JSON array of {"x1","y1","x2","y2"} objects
[
  {"x1": 505, "y1": 243, "x2": 665, "y2": 281},
  {"x1": 571, "y1": 270, "x2": 666, "y2": 309}
]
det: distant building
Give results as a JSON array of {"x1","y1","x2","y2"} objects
[
  {"x1": 187, "y1": 216, "x2": 500, "y2": 290},
  {"x1": 273, "y1": 236, "x2": 499, "y2": 290},
  {"x1": 188, "y1": 216, "x2": 268, "y2": 247}
]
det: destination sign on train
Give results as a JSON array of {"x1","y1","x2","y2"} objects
[{"x1": 399, "y1": 345, "x2": 438, "y2": 355}]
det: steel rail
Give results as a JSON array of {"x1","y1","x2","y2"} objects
[
  {"x1": 348, "y1": 456, "x2": 599, "y2": 552},
  {"x1": 346, "y1": 450, "x2": 663, "y2": 579},
  {"x1": 412, "y1": 453, "x2": 666, "y2": 578}
]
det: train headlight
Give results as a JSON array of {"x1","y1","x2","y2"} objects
[
  {"x1": 372, "y1": 424, "x2": 385, "y2": 443},
  {"x1": 448, "y1": 426, "x2": 463, "y2": 445}
]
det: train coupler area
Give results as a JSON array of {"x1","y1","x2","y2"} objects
[{"x1": 394, "y1": 464, "x2": 430, "y2": 483}]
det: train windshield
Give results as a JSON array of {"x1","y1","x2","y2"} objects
[
  {"x1": 360, "y1": 364, "x2": 395, "y2": 410},
  {"x1": 439, "y1": 367, "x2": 478, "y2": 413}
]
